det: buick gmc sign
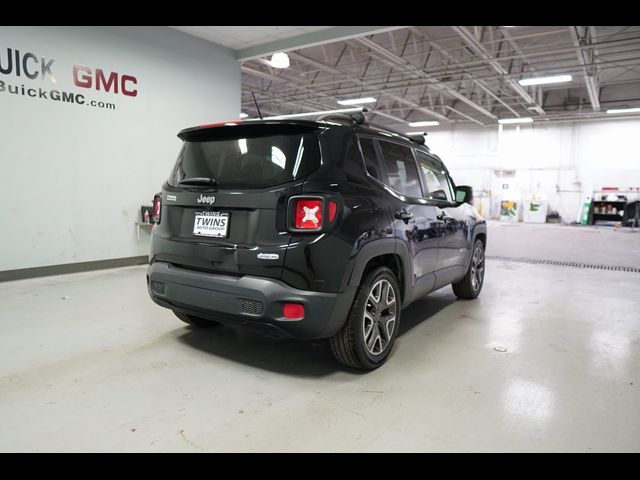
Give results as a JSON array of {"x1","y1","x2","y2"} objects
[
  {"x1": 0, "y1": 47, "x2": 139, "y2": 110},
  {"x1": 0, "y1": 48, "x2": 55, "y2": 80}
]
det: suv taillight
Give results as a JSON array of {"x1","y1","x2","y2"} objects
[
  {"x1": 288, "y1": 196, "x2": 339, "y2": 232},
  {"x1": 153, "y1": 194, "x2": 162, "y2": 224},
  {"x1": 294, "y1": 198, "x2": 323, "y2": 230}
]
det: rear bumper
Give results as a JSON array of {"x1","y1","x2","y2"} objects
[{"x1": 147, "y1": 262, "x2": 357, "y2": 339}]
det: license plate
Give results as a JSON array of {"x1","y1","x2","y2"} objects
[{"x1": 193, "y1": 211, "x2": 229, "y2": 237}]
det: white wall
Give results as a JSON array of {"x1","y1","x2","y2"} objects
[
  {"x1": 426, "y1": 118, "x2": 640, "y2": 221},
  {"x1": 1, "y1": 26, "x2": 240, "y2": 271}
]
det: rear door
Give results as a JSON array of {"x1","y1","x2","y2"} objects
[
  {"x1": 373, "y1": 139, "x2": 439, "y2": 293},
  {"x1": 155, "y1": 124, "x2": 322, "y2": 279},
  {"x1": 415, "y1": 151, "x2": 468, "y2": 270}
]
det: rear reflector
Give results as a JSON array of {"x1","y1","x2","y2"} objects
[
  {"x1": 283, "y1": 303, "x2": 305, "y2": 320},
  {"x1": 153, "y1": 194, "x2": 162, "y2": 224},
  {"x1": 328, "y1": 201, "x2": 337, "y2": 222},
  {"x1": 294, "y1": 199, "x2": 323, "y2": 230}
]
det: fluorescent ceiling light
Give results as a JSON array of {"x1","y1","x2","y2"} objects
[
  {"x1": 269, "y1": 52, "x2": 290, "y2": 69},
  {"x1": 239, "y1": 113, "x2": 249, "y2": 118},
  {"x1": 519, "y1": 74, "x2": 572, "y2": 86},
  {"x1": 408, "y1": 121, "x2": 440, "y2": 127},
  {"x1": 498, "y1": 117, "x2": 533, "y2": 124},
  {"x1": 337, "y1": 97, "x2": 377, "y2": 106},
  {"x1": 606, "y1": 107, "x2": 640, "y2": 114},
  {"x1": 502, "y1": 26, "x2": 517, "y2": 28}
]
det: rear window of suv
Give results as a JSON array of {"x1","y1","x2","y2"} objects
[{"x1": 170, "y1": 126, "x2": 321, "y2": 189}]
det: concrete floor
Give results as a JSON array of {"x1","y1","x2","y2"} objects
[
  {"x1": 1, "y1": 223, "x2": 639, "y2": 452},
  {"x1": 486, "y1": 220, "x2": 640, "y2": 268}
]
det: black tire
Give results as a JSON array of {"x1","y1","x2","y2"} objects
[
  {"x1": 173, "y1": 310, "x2": 220, "y2": 328},
  {"x1": 452, "y1": 239, "x2": 485, "y2": 299},
  {"x1": 330, "y1": 266, "x2": 401, "y2": 370}
]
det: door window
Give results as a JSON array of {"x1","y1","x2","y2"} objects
[
  {"x1": 358, "y1": 137, "x2": 382, "y2": 180},
  {"x1": 415, "y1": 151, "x2": 454, "y2": 202},
  {"x1": 378, "y1": 141, "x2": 423, "y2": 198}
]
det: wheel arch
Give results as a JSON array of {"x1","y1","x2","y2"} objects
[
  {"x1": 347, "y1": 239, "x2": 410, "y2": 304},
  {"x1": 466, "y1": 222, "x2": 487, "y2": 268}
]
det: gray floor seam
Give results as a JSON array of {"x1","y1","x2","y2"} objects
[{"x1": 487, "y1": 255, "x2": 640, "y2": 273}]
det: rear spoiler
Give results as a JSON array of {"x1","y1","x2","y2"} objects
[
  {"x1": 178, "y1": 106, "x2": 428, "y2": 146},
  {"x1": 180, "y1": 107, "x2": 368, "y2": 137},
  {"x1": 177, "y1": 120, "x2": 323, "y2": 140}
]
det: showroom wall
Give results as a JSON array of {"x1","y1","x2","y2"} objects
[
  {"x1": 0, "y1": 26, "x2": 240, "y2": 271},
  {"x1": 427, "y1": 117, "x2": 640, "y2": 222}
]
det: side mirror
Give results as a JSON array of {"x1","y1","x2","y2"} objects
[{"x1": 455, "y1": 186, "x2": 473, "y2": 204}]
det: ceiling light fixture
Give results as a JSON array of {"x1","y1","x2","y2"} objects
[
  {"x1": 269, "y1": 52, "x2": 290, "y2": 69},
  {"x1": 337, "y1": 97, "x2": 377, "y2": 106},
  {"x1": 408, "y1": 121, "x2": 440, "y2": 127},
  {"x1": 519, "y1": 75, "x2": 572, "y2": 86},
  {"x1": 606, "y1": 107, "x2": 640, "y2": 114},
  {"x1": 498, "y1": 117, "x2": 533, "y2": 124}
]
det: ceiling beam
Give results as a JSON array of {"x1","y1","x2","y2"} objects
[
  {"x1": 241, "y1": 66, "x2": 322, "y2": 96},
  {"x1": 569, "y1": 26, "x2": 601, "y2": 112},
  {"x1": 236, "y1": 26, "x2": 409, "y2": 61},
  {"x1": 451, "y1": 26, "x2": 546, "y2": 115},
  {"x1": 243, "y1": 64, "x2": 409, "y2": 124},
  {"x1": 287, "y1": 52, "x2": 343, "y2": 75},
  {"x1": 354, "y1": 36, "x2": 496, "y2": 120},
  {"x1": 500, "y1": 28, "x2": 535, "y2": 71},
  {"x1": 444, "y1": 106, "x2": 487, "y2": 126},
  {"x1": 386, "y1": 93, "x2": 450, "y2": 122},
  {"x1": 288, "y1": 51, "x2": 451, "y2": 122},
  {"x1": 245, "y1": 51, "x2": 640, "y2": 111},
  {"x1": 368, "y1": 109, "x2": 411, "y2": 124},
  {"x1": 409, "y1": 27, "x2": 519, "y2": 117}
]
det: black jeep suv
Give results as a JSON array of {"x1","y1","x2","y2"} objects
[{"x1": 147, "y1": 112, "x2": 486, "y2": 370}]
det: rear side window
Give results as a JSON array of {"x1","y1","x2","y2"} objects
[
  {"x1": 378, "y1": 141, "x2": 423, "y2": 198},
  {"x1": 358, "y1": 138, "x2": 381, "y2": 180},
  {"x1": 171, "y1": 131, "x2": 320, "y2": 189},
  {"x1": 416, "y1": 151, "x2": 454, "y2": 202}
]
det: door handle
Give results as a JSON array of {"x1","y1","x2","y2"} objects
[
  {"x1": 394, "y1": 210, "x2": 414, "y2": 222},
  {"x1": 437, "y1": 212, "x2": 454, "y2": 223}
]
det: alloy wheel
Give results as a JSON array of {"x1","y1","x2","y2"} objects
[
  {"x1": 470, "y1": 244, "x2": 485, "y2": 291},
  {"x1": 362, "y1": 279, "x2": 397, "y2": 356}
]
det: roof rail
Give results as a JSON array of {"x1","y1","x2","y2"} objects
[
  {"x1": 316, "y1": 111, "x2": 366, "y2": 125},
  {"x1": 248, "y1": 108, "x2": 428, "y2": 147},
  {"x1": 367, "y1": 122, "x2": 427, "y2": 145},
  {"x1": 260, "y1": 107, "x2": 368, "y2": 121}
]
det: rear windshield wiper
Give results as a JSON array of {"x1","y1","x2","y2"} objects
[{"x1": 179, "y1": 177, "x2": 217, "y2": 186}]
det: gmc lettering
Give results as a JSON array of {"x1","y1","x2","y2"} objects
[{"x1": 73, "y1": 65, "x2": 138, "y2": 97}]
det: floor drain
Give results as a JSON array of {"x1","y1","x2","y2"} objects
[
  {"x1": 493, "y1": 346, "x2": 508, "y2": 352},
  {"x1": 486, "y1": 256, "x2": 640, "y2": 273}
]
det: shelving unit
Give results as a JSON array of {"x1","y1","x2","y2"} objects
[{"x1": 589, "y1": 191, "x2": 633, "y2": 225}]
